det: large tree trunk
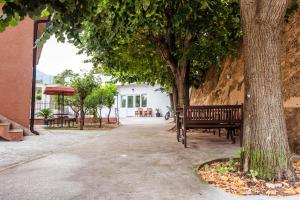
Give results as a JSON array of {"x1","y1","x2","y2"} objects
[
  {"x1": 184, "y1": 60, "x2": 190, "y2": 106},
  {"x1": 169, "y1": 93, "x2": 174, "y2": 111},
  {"x1": 172, "y1": 82, "x2": 178, "y2": 110},
  {"x1": 176, "y1": 61, "x2": 190, "y2": 107},
  {"x1": 241, "y1": 0, "x2": 295, "y2": 181},
  {"x1": 79, "y1": 97, "x2": 84, "y2": 130}
]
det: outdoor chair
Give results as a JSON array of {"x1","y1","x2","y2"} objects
[
  {"x1": 146, "y1": 108, "x2": 153, "y2": 117},
  {"x1": 64, "y1": 116, "x2": 77, "y2": 127},
  {"x1": 135, "y1": 108, "x2": 143, "y2": 117},
  {"x1": 47, "y1": 118, "x2": 56, "y2": 127}
]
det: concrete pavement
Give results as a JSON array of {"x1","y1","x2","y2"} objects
[{"x1": 0, "y1": 118, "x2": 298, "y2": 200}]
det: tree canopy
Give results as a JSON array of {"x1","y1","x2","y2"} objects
[{"x1": 1, "y1": 0, "x2": 241, "y2": 106}]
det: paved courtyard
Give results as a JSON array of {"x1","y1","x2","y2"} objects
[{"x1": 0, "y1": 118, "x2": 298, "y2": 200}]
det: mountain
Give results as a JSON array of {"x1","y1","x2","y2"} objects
[{"x1": 36, "y1": 69, "x2": 53, "y2": 85}]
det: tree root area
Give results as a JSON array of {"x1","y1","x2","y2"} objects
[{"x1": 198, "y1": 160, "x2": 300, "y2": 196}]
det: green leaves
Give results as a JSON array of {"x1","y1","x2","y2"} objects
[
  {"x1": 0, "y1": 0, "x2": 241, "y2": 92},
  {"x1": 71, "y1": 73, "x2": 98, "y2": 99},
  {"x1": 143, "y1": 0, "x2": 150, "y2": 11},
  {"x1": 200, "y1": 1, "x2": 209, "y2": 10},
  {"x1": 41, "y1": 7, "x2": 50, "y2": 17}
]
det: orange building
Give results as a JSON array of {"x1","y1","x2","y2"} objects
[{"x1": 0, "y1": 5, "x2": 46, "y2": 139}]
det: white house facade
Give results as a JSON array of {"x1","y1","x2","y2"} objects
[{"x1": 102, "y1": 83, "x2": 171, "y2": 118}]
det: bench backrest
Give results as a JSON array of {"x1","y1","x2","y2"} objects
[{"x1": 177, "y1": 105, "x2": 243, "y2": 124}]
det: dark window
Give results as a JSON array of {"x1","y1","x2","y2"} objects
[
  {"x1": 135, "y1": 95, "x2": 141, "y2": 107},
  {"x1": 127, "y1": 96, "x2": 134, "y2": 108},
  {"x1": 141, "y1": 94, "x2": 147, "y2": 107},
  {"x1": 121, "y1": 96, "x2": 126, "y2": 108}
]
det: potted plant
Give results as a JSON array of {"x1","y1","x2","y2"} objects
[
  {"x1": 37, "y1": 108, "x2": 53, "y2": 125},
  {"x1": 155, "y1": 108, "x2": 161, "y2": 117}
]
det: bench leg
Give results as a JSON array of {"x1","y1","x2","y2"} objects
[
  {"x1": 219, "y1": 128, "x2": 221, "y2": 137},
  {"x1": 226, "y1": 129, "x2": 230, "y2": 139},
  {"x1": 177, "y1": 128, "x2": 180, "y2": 142},
  {"x1": 181, "y1": 129, "x2": 184, "y2": 145},
  {"x1": 230, "y1": 128, "x2": 236, "y2": 144},
  {"x1": 182, "y1": 128, "x2": 187, "y2": 148},
  {"x1": 226, "y1": 128, "x2": 235, "y2": 144}
]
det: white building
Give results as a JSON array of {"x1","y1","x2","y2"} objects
[
  {"x1": 35, "y1": 83, "x2": 53, "y2": 115},
  {"x1": 102, "y1": 83, "x2": 171, "y2": 118}
]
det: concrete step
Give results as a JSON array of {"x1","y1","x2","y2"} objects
[
  {"x1": 0, "y1": 123, "x2": 10, "y2": 140},
  {"x1": 0, "y1": 122, "x2": 23, "y2": 141},
  {"x1": 7, "y1": 129, "x2": 23, "y2": 141}
]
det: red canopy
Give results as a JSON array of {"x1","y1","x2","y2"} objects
[{"x1": 44, "y1": 85, "x2": 75, "y2": 96}]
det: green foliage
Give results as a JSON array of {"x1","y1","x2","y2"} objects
[
  {"x1": 102, "y1": 84, "x2": 118, "y2": 109},
  {"x1": 36, "y1": 89, "x2": 42, "y2": 100},
  {"x1": 85, "y1": 83, "x2": 118, "y2": 118},
  {"x1": 85, "y1": 86, "x2": 105, "y2": 114},
  {"x1": 0, "y1": 0, "x2": 241, "y2": 92},
  {"x1": 70, "y1": 72, "x2": 98, "y2": 130},
  {"x1": 285, "y1": 0, "x2": 299, "y2": 21},
  {"x1": 71, "y1": 73, "x2": 98, "y2": 100},
  {"x1": 36, "y1": 93, "x2": 42, "y2": 100},
  {"x1": 65, "y1": 93, "x2": 80, "y2": 114},
  {"x1": 215, "y1": 165, "x2": 231, "y2": 175},
  {"x1": 215, "y1": 159, "x2": 238, "y2": 175},
  {"x1": 52, "y1": 69, "x2": 80, "y2": 110},
  {"x1": 248, "y1": 169, "x2": 258, "y2": 178},
  {"x1": 54, "y1": 69, "x2": 78, "y2": 85},
  {"x1": 203, "y1": 164, "x2": 209, "y2": 172},
  {"x1": 37, "y1": 108, "x2": 52, "y2": 119},
  {"x1": 227, "y1": 158, "x2": 238, "y2": 171},
  {"x1": 77, "y1": 0, "x2": 241, "y2": 90},
  {"x1": 234, "y1": 149, "x2": 242, "y2": 158}
]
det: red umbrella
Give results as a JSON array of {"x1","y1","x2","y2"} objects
[
  {"x1": 44, "y1": 85, "x2": 76, "y2": 127},
  {"x1": 44, "y1": 85, "x2": 75, "y2": 96}
]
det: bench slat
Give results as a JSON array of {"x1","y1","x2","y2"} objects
[{"x1": 176, "y1": 104, "x2": 243, "y2": 148}]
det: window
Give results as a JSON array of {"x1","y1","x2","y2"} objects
[
  {"x1": 135, "y1": 95, "x2": 141, "y2": 107},
  {"x1": 141, "y1": 94, "x2": 147, "y2": 107},
  {"x1": 127, "y1": 96, "x2": 134, "y2": 108},
  {"x1": 121, "y1": 96, "x2": 126, "y2": 108}
]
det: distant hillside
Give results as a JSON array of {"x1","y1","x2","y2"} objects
[{"x1": 36, "y1": 69, "x2": 53, "y2": 84}]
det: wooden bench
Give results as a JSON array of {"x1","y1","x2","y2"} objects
[{"x1": 176, "y1": 105, "x2": 243, "y2": 148}]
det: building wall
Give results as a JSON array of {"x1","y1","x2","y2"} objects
[
  {"x1": 0, "y1": 15, "x2": 34, "y2": 127},
  {"x1": 101, "y1": 84, "x2": 170, "y2": 118}
]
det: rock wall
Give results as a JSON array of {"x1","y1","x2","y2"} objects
[{"x1": 190, "y1": 7, "x2": 300, "y2": 153}]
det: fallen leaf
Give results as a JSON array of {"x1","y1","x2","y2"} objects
[
  {"x1": 284, "y1": 188, "x2": 297, "y2": 195},
  {"x1": 266, "y1": 183, "x2": 276, "y2": 189},
  {"x1": 295, "y1": 186, "x2": 300, "y2": 194},
  {"x1": 266, "y1": 190, "x2": 277, "y2": 195},
  {"x1": 274, "y1": 183, "x2": 283, "y2": 188}
]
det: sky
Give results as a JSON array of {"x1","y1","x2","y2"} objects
[{"x1": 37, "y1": 36, "x2": 93, "y2": 76}]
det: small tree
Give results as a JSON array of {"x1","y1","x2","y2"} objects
[
  {"x1": 85, "y1": 87, "x2": 100, "y2": 123},
  {"x1": 86, "y1": 87, "x2": 105, "y2": 127},
  {"x1": 71, "y1": 74, "x2": 97, "y2": 130},
  {"x1": 103, "y1": 84, "x2": 118, "y2": 123}
]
